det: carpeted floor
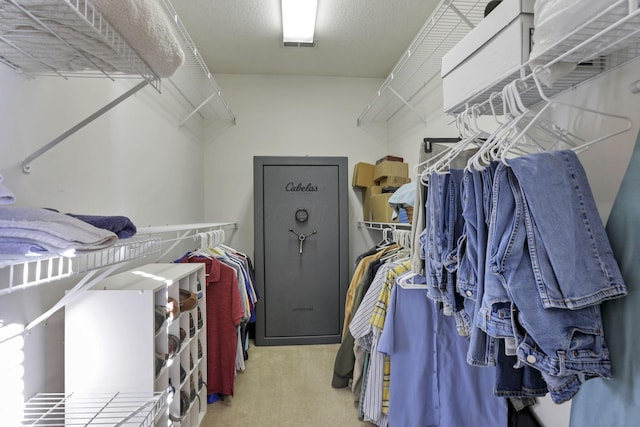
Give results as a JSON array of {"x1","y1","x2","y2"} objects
[{"x1": 202, "y1": 342, "x2": 374, "y2": 427}]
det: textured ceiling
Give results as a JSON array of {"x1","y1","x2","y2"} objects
[{"x1": 170, "y1": 0, "x2": 440, "y2": 78}]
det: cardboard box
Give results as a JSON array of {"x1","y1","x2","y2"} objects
[
  {"x1": 352, "y1": 162, "x2": 375, "y2": 188},
  {"x1": 363, "y1": 193, "x2": 396, "y2": 223},
  {"x1": 375, "y1": 176, "x2": 411, "y2": 188},
  {"x1": 441, "y1": 0, "x2": 535, "y2": 113},
  {"x1": 363, "y1": 187, "x2": 392, "y2": 222},
  {"x1": 367, "y1": 186, "x2": 383, "y2": 196},
  {"x1": 376, "y1": 155, "x2": 404, "y2": 164},
  {"x1": 373, "y1": 160, "x2": 409, "y2": 181}
]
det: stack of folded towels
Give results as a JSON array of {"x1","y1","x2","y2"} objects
[{"x1": 0, "y1": 206, "x2": 118, "y2": 260}]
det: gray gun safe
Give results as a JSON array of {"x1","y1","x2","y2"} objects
[{"x1": 253, "y1": 156, "x2": 349, "y2": 346}]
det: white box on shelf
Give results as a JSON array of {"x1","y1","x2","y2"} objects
[{"x1": 441, "y1": 0, "x2": 535, "y2": 113}]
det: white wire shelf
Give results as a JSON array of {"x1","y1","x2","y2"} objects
[
  {"x1": 445, "y1": 0, "x2": 640, "y2": 114},
  {"x1": 0, "y1": 0, "x2": 159, "y2": 90},
  {"x1": 2, "y1": 0, "x2": 234, "y2": 171},
  {"x1": 357, "y1": 0, "x2": 488, "y2": 126},
  {"x1": 0, "y1": 0, "x2": 237, "y2": 127},
  {"x1": 22, "y1": 392, "x2": 166, "y2": 427},
  {"x1": 0, "y1": 236, "x2": 162, "y2": 296},
  {"x1": 158, "y1": 0, "x2": 235, "y2": 125},
  {"x1": 359, "y1": 221, "x2": 412, "y2": 231},
  {"x1": 0, "y1": 222, "x2": 237, "y2": 296}
]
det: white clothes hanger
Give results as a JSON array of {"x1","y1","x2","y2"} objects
[
  {"x1": 377, "y1": 227, "x2": 394, "y2": 248},
  {"x1": 499, "y1": 66, "x2": 633, "y2": 163},
  {"x1": 465, "y1": 87, "x2": 522, "y2": 171},
  {"x1": 189, "y1": 232, "x2": 215, "y2": 258},
  {"x1": 464, "y1": 78, "x2": 569, "y2": 169},
  {"x1": 392, "y1": 229, "x2": 412, "y2": 250},
  {"x1": 396, "y1": 271, "x2": 428, "y2": 289},
  {"x1": 421, "y1": 107, "x2": 488, "y2": 182}
]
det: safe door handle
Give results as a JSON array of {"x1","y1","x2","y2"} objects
[{"x1": 289, "y1": 228, "x2": 317, "y2": 254}]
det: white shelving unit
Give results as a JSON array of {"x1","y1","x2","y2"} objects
[
  {"x1": 157, "y1": 0, "x2": 235, "y2": 126},
  {"x1": 65, "y1": 263, "x2": 207, "y2": 427},
  {"x1": 359, "y1": 221, "x2": 412, "y2": 231},
  {"x1": 357, "y1": 0, "x2": 488, "y2": 126},
  {"x1": 360, "y1": 221, "x2": 413, "y2": 249},
  {"x1": 0, "y1": 221, "x2": 235, "y2": 355},
  {"x1": 358, "y1": 0, "x2": 640, "y2": 125},
  {"x1": 0, "y1": 222, "x2": 236, "y2": 296},
  {"x1": 21, "y1": 392, "x2": 167, "y2": 427},
  {"x1": 0, "y1": 0, "x2": 234, "y2": 172},
  {"x1": 446, "y1": 0, "x2": 640, "y2": 114}
]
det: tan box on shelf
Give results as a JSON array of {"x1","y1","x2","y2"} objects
[
  {"x1": 352, "y1": 162, "x2": 375, "y2": 188},
  {"x1": 376, "y1": 155, "x2": 404, "y2": 164},
  {"x1": 375, "y1": 176, "x2": 411, "y2": 187},
  {"x1": 363, "y1": 191, "x2": 396, "y2": 223},
  {"x1": 373, "y1": 160, "x2": 409, "y2": 181},
  {"x1": 367, "y1": 186, "x2": 383, "y2": 196}
]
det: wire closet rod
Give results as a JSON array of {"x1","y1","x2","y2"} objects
[{"x1": 359, "y1": 221, "x2": 412, "y2": 231}]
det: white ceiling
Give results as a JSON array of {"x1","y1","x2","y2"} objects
[{"x1": 170, "y1": 0, "x2": 440, "y2": 79}]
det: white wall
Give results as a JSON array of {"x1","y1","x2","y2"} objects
[
  {"x1": 201, "y1": 74, "x2": 388, "y2": 268},
  {"x1": 0, "y1": 69, "x2": 206, "y2": 225},
  {"x1": 0, "y1": 67, "x2": 208, "y2": 401},
  {"x1": 1, "y1": 40, "x2": 639, "y2": 426}
]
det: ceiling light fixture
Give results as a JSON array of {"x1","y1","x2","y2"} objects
[{"x1": 281, "y1": 0, "x2": 318, "y2": 47}]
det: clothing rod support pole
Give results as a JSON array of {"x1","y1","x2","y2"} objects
[
  {"x1": 178, "y1": 92, "x2": 218, "y2": 126},
  {"x1": 23, "y1": 264, "x2": 120, "y2": 335},
  {"x1": 448, "y1": 3, "x2": 475, "y2": 30},
  {"x1": 22, "y1": 79, "x2": 150, "y2": 174},
  {"x1": 387, "y1": 86, "x2": 427, "y2": 125}
]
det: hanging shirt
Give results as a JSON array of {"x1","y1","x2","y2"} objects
[
  {"x1": 180, "y1": 256, "x2": 245, "y2": 396},
  {"x1": 351, "y1": 260, "x2": 410, "y2": 426},
  {"x1": 370, "y1": 261, "x2": 411, "y2": 416},
  {"x1": 342, "y1": 244, "x2": 399, "y2": 337},
  {"x1": 378, "y1": 274, "x2": 508, "y2": 427},
  {"x1": 569, "y1": 132, "x2": 640, "y2": 426}
]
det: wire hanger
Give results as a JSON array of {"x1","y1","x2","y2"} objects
[
  {"x1": 377, "y1": 227, "x2": 394, "y2": 249},
  {"x1": 464, "y1": 87, "x2": 526, "y2": 171},
  {"x1": 499, "y1": 66, "x2": 633, "y2": 164},
  {"x1": 189, "y1": 233, "x2": 215, "y2": 259},
  {"x1": 421, "y1": 107, "x2": 487, "y2": 182},
  {"x1": 396, "y1": 271, "x2": 428, "y2": 289}
]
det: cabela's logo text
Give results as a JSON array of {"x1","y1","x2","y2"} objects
[{"x1": 285, "y1": 182, "x2": 318, "y2": 192}]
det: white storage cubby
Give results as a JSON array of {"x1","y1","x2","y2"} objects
[{"x1": 65, "y1": 263, "x2": 207, "y2": 427}]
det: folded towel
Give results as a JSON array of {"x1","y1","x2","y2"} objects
[
  {"x1": 92, "y1": 0, "x2": 185, "y2": 77},
  {"x1": 0, "y1": 175, "x2": 15, "y2": 205},
  {"x1": 0, "y1": 237, "x2": 48, "y2": 256},
  {"x1": 66, "y1": 213, "x2": 137, "y2": 239},
  {"x1": 0, "y1": 207, "x2": 118, "y2": 258},
  {"x1": 0, "y1": 0, "x2": 184, "y2": 77},
  {"x1": 0, "y1": 184, "x2": 15, "y2": 205}
]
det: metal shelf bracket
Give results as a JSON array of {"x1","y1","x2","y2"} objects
[{"x1": 21, "y1": 79, "x2": 153, "y2": 174}]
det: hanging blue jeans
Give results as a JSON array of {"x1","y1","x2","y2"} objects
[
  {"x1": 508, "y1": 150, "x2": 627, "y2": 308},
  {"x1": 459, "y1": 167, "x2": 499, "y2": 367},
  {"x1": 425, "y1": 171, "x2": 445, "y2": 302},
  {"x1": 489, "y1": 157, "x2": 620, "y2": 403},
  {"x1": 441, "y1": 168, "x2": 471, "y2": 336},
  {"x1": 460, "y1": 165, "x2": 547, "y2": 396}
]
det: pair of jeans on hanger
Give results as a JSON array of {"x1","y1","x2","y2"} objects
[
  {"x1": 424, "y1": 170, "x2": 470, "y2": 336},
  {"x1": 458, "y1": 163, "x2": 547, "y2": 399},
  {"x1": 482, "y1": 150, "x2": 626, "y2": 403}
]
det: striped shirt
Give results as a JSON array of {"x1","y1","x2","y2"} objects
[{"x1": 350, "y1": 260, "x2": 410, "y2": 425}]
